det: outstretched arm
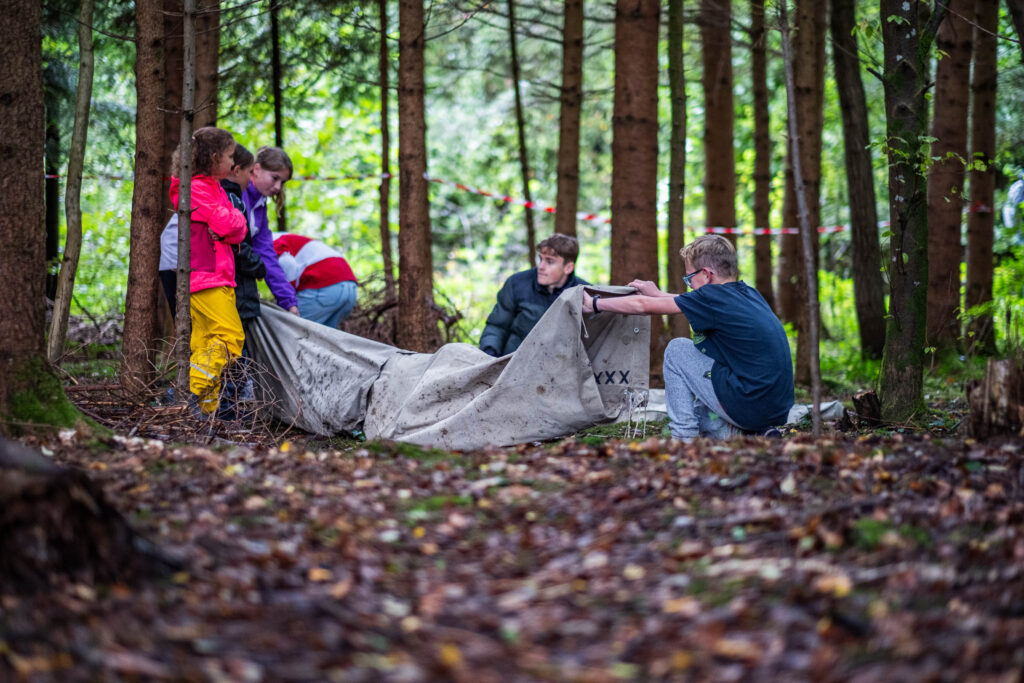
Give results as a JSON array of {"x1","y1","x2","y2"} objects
[{"x1": 583, "y1": 290, "x2": 682, "y2": 316}]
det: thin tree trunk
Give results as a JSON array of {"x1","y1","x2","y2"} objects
[
  {"x1": 508, "y1": 0, "x2": 536, "y2": 265},
  {"x1": 832, "y1": 0, "x2": 886, "y2": 359},
  {"x1": 175, "y1": 0, "x2": 197, "y2": 400},
  {"x1": 1006, "y1": 0, "x2": 1024, "y2": 62},
  {"x1": 45, "y1": 120, "x2": 60, "y2": 302},
  {"x1": 878, "y1": 0, "x2": 947, "y2": 422},
  {"x1": 554, "y1": 0, "x2": 583, "y2": 239},
  {"x1": 47, "y1": 0, "x2": 94, "y2": 364},
  {"x1": 379, "y1": 0, "x2": 395, "y2": 298},
  {"x1": 966, "y1": 0, "x2": 997, "y2": 354},
  {"x1": 270, "y1": 0, "x2": 287, "y2": 231},
  {"x1": 163, "y1": 0, "x2": 183, "y2": 223},
  {"x1": 397, "y1": 0, "x2": 439, "y2": 352},
  {"x1": 700, "y1": 0, "x2": 735, "y2": 245},
  {"x1": 666, "y1": 0, "x2": 689, "y2": 340},
  {"x1": 194, "y1": 0, "x2": 219, "y2": 128},
  {"x1": 751, "y1": 0, "x2": 773, "y2": 309},
  {"x1": 779, "y1": 0, "x2": 820, "y2": 438},
  {"x1": 779, "y1": 0, "x2": 824, "y2": 386},
  {"x1": 122, "y1": 0, "x2": 167, "y2": 395},
  {"x1": 925, "y1": 0, "x2": 971, "y2": 352}
]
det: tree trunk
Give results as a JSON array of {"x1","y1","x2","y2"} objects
[
  {"x1": 779, "y1": 0, "x2": 821, "y2": 437},
  {"x1": 966, "y1": 358, "x2": 1024, "y2": 439},
  {"x1": 554, "y1": 0, "x2": 584, "y2": 239},
  {"x1": 750, "y1": 0, "x2": 773, "y2": 309},
  {"x1": 122, "y1": 0, "x2": 167, "y2": 396},
  {"x1": 700, "y1": 0, "x2": 735, "y2": 245},
  {"x1": 507, "y1": 0, "x2": 536, "y2": 265},
  {"x1": 965, "y1": 0, "x2": 997, "y2": 354},
  {"x1": 1006, "y1": 0, "x2": 1024, "y2": 63},
  {"x1": 175, "y1": 0, "x2": 197, "y2": 398},
  {"x1": 47, "y1": 0, "x2": 95, "y2": 365},
  {"x1": 163, "y1": 0, "x2": 183, "y2": 223},
  {"x1": 44, "y1": 120, "x2": 60, "y2": 302},
  {"x1": 270, "y1": 0, "x2": 287, "y2": 231},
  {"x1": 925, "y1": 0, "x2": 971, "y2": 352},
  {"x1": 0, "y1": 0, "x2": 82, "y2": 434},
  {"x1": 397, "y1": 0, "x2": 439, "y2": 352},
  {"x1": 666, "y1": 0, "x2": 689, "y2": 340},
  {"x1": 610, "y1": 0, "x2": 659, "y2": 285},
  {"x1": 832, "y1": 0, "x2": 886, "y2": 360},
  {"x1": 778, "y1": 0, "x2": 824, "y2": 386},
  {"x1": 878, "y1": 0, "x2": 947, "y2": 422},
  {"x1": 194, "y1": 0, "x2": 219, "y2": 128},
  {"x1": 379, "y1": 0, "x2": 395, "y2": 299}
]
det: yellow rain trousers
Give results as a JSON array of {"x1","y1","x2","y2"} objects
[{"x1": 189, "y1": 286, "x2": 244, "y2": 414}]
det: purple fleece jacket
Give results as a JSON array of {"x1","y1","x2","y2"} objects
[{"x1": 243, "y1": 182, "x2": 298, "y2": 310}]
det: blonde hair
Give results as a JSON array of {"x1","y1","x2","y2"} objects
[
  {"x1": 255, "y1": 146, "x2": 293, "y2": 216},
  {"x1": 170, "y1": 126, "x2": 234, "y2": 177},
  {"x1": 680, "y1": 234, "x2": 738, "y2": 279}
]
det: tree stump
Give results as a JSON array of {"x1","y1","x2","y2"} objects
[
  {"x1": 967, "y1": 358, "x2": 1024, "y2": 440},
  {"x1": 0, "y1": 438, "x2": 176, "y2": 591},
  {"x1": 852, "y1": 390, "x2": 883, "y2": 427}
]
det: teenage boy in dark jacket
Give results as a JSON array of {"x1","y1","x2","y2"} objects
[{"x1": 479, "y1": 234, "x2": 588, "y2": 357}]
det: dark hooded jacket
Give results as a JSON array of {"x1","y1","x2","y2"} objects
[{"x1": 221, "y1": 179, "x2": 266, "y2": 321}]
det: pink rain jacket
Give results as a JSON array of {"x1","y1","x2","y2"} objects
[{"x1": 169, "y1": 175, "x2": 248, "y2": 293}]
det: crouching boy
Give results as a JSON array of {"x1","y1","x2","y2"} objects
[{"x1": 583, "y1": 235, "x2": 793, "y2": 440}]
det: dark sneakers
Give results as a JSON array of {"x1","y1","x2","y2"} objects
[{"x1": 761, "y1": 427, "x2": 783, "y2": 439}]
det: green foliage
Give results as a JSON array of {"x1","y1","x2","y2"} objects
[{"x1": 4, "y1": 357, "x2": 100, "y2": 436}]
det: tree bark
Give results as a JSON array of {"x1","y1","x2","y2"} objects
[
  {"x1": 163, "y1": 0, "x2": 184, "y2": 223},
  {"x1": 194, "y1": 0, "x2": 220, "y2": 128},
  {"x1": 507, "y1": 0, "x2": 536, "y2": 265},
  {"x1": 965, "y1": 0, "x2": 997, "y2": 354},
  {"x1": 122, "y1": 0, "x2": 167, "y2": 395},
  {"x1": 379, "y1": 0, "x2": 395, "y2": 298},
  {"x1": 397, "y1": 0, "x2": 439, "y2": 352},
  {"x1": 554, "y1": 0, "x2": 584, "y2": 239},
  {"x1": 0, "y1": 0, "x2": 81, "y2": 434},
  {"x1": 47, "y1": 0, "x2": 95, "y2": 365},
  {"x1": 175, "y1": 0, "x2": 197, "y2": 398},
  {"x1": 878, "y1": 0, "x2": 947, "y2": 422},
  {"x1": 778, "y1": 0, "x2": 824, "y2": 386},
  {"x1": 750, "y1": 0, "x2": 773, "y2": 309},
  {"x1": 925, "y1": 0, "x2": 971, "y2": 352},
  {"x1": 44, "y1": 120, "x2": 60, "y2": 301},
  {"x1": 610, "y1": 0, "x2": 659, "y2": 285},
  {"x1": 832, "y1": 0, "x2": 886, "y2": 359},
  {"x1": 700, "y1": 0, "x2": 735, "y2": 245},
  {"x1": 666, "y1": 0, "x2": 689, "y2": 340}
]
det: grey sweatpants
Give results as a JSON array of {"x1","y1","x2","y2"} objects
[{"x1": 663, "y1": 337, "x2": 742, "y2": 440}]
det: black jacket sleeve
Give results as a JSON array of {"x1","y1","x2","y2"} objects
[
  {"x1": 479, "y1": 279, "x2": 516, "y2": 357},
  {"x1": 234, "y1": 241, "x2": 267, "y2": 279}
]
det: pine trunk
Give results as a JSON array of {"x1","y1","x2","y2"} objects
[
  {"x1": 779, "y1": 0, "x2": 824, "y2": 386},
  {"x1": 397, "y1": 0, "x2": 439, "y2": 352},
  {"x1": 666, "y1": 0, "x2": 689, "y2": 340},
  {"x1": 122, "y1": 0, "x2": 167, "y2": 396},
  {"x1": 162, "y1": 0, "x2": 183, "y2": 222},
  {"x1": 965, "y1": 0, "x2": 997, "y2": 354},
  {"x1": 926, "y1": 0, "x2": 971, "y2": 352},
  {"x1": 193, "y1": 0, "x2": 219, "y2": 128},
  {"x1": 700, "y1": 0, "x2": 735, "y2": 245},
  {"x1": 878, "y1": 0, "x2": 946, "y2": 422},
  {"x1": 508, "y1": 0, "x2": 536, "y2": 265},
  {"x1": 1007, "y1": 0, "x2": 1024, "y2": 63},
  {"x1": 832, "y1": 0, "x2": 886, "y2": 360},
  {"x1": 379, "y1": 0, "x2": 395, "y2": 298},
  {"x1": 554, "y1": 0, "x2": 584, "y2": 239},
  {"x1": 270, "y1": 0, "x2": 287, "y2": 231},
  {"x1": 751, "y1": 0, "x2": 773, "y2": 308},
  {"x1": 45, "y1": 120, "x2": 60, "y2": 301}
]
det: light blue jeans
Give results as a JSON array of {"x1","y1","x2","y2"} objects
[
  {"x1": 296, "y1": 280, "x2": 357, "y2": 329},
  {"x1": 663, "y1": 337, "x2": 742, "y2": 440}
]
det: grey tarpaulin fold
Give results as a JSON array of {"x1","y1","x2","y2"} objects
[{"x1": 248, "y1": 285, "x2": 649, "y2": 450}]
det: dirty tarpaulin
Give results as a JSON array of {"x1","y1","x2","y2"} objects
[{"x1": 247, "y1": 285, "x2": 650, "y2": 450}]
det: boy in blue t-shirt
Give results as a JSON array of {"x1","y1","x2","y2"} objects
[{"x1": 583, "y1": 235, "x2": 793, "y2": 440}]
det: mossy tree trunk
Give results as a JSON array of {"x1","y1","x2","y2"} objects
[
  {"x1": 878, "y1": 0, "x2": 947, "y2": 422},
  {"x1": 0, "y1": 0, "x2": 84, "y2": 435}
]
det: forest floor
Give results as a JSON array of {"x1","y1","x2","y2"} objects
[{"x1": 3, "y1": 387, "x2": 1024, "y2": 681}]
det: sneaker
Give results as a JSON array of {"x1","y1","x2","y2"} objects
[
  {"x1": 238, "y1": 377, "x2": 255, "y2": 403},
  {"x1": 761, "y1": 427, "x2": 782, "y2": 439}
]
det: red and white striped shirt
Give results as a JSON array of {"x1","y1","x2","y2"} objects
[{"x1": 272, "y1": 233, "x2": 357, "y2": 292}]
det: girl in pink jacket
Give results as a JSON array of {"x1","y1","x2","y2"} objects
[{"x1": 169, "y1": 127, "x2": 248, "y2": 417}]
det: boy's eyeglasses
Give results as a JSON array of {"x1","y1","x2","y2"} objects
[{"x1": 682, "y1": 268, "x2": 704, "y2": 288}]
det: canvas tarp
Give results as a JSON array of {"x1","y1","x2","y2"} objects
[{"x1": 248, "y1": 285, "x2": 650, "y2": 450}]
